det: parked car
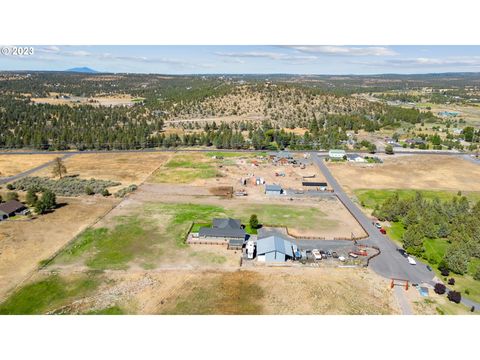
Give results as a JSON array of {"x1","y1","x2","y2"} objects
[
  {"x1": 312, "y1": 249, "x2": 322, "y2": 261},
  {"x1": 407, "y1": 256, "x2": 417, "y2": 265},
  {"x1": 374, "y1": 222, "x2": 382, "y2": 229},
  {"x1": 426, "y1": 265, "x2": 432, "y2": 271},
  {"x1": 348, "y1": 252, "x2": 358, "y2": 258},
  {"x1": 398, "y1": 249, "x2": 408, "y2": 258},
  {"x1": 326, "y1": 250, "x2": 333, "y2": 257},
  {"x1": 338, "y1": 256, "x2": 346, "y2": 262},
  {"x1": 332, "y1": 251, "x2": 339, "y2": 258},
  {"x1": 379, "y1": 228, "x2": 387, "y2": 234}
]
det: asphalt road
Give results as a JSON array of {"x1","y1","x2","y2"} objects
[
  {"x1": 0, "y1": 153, "x2": 74, "y2": 185},
  {"x1": 311, "y1": 153, "x2": 480, "y2": 311}
]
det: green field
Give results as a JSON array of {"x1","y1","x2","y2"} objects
[
  {"x1": 149, "y1": 154, "x2": 219, "y2": 183},
  {"x1": 356, "y1": 189, "x2": 480, "y2": 210},
  {"x1": 0, "y1": 275, "x2": 98, "y2": 315},
  {"x1": 386, "y1": 221, "x2": 404, "y2": 244}
]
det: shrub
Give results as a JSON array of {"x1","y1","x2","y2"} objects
[
  {"x1": 448, "y1": 278, "x2": 455, "y2": 285},
  {"x1": 85, "y1": 186, "x2": 94, "y2": 196},
  {"x1": 26, "y1": 188, "x2": 38, "y2": 206},
  {"x1": 115, "y1": 184, "x2": 138, "y2": 198},
  {"x1": 101, "y1": 188, "x2": 110, "y2": 197},
  {"x1": 9, "y1": 176, "x2": 120, "y2": 197},
  {"x1": 474, "y1": 265, "x2": 480, "y2": 281},
  {"x1": 6, "y1": 183, "x2": 14, "y2": 190},
  {"x1": 447, "y1": 290, "x2": 461, "y2": 304},
  {"x1": 441, "y1": 268, "x2": 450, "y2": 277},
  {"x1": 434, "y1": 283, "x2": 446, "y2": 295}
]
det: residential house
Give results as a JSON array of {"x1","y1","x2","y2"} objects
[
  {"x1": 198, "y1": 218, "x2": 246, "y2": 248},
  {"x1": 0, "y1": 200, "x2": 28, "y2": 221},
  {"x1": 328, "y1": 149, "x2": 346, "y2": 160}
]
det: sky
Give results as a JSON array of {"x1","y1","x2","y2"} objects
[{"x1": 2, "y1": 45, "x2": 480, "y2": 75}]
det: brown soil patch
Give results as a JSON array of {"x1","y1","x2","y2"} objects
[{"x1": 327, "y1": 155, "x2": 480, "y2": 193}]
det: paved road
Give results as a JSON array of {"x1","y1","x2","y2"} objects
[
  {"x1": 311, "y1": 153, "x2": 480, "y2": 311},
  {"x1": 0, "y1": 148, "x2": 474, "y2": 157},
  {"x1": 0, "y1": 153, "x2": 74, "y2": 185}
]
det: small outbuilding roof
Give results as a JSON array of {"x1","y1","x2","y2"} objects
[
  {"x1": 0, "y1": 200, "x2": 26, "y2": 214},
  {"x1": 302, "y1": 181, "x2": 328, "y2": 187},
  {"x1": 265, "y1": 184, "x2": 282, "y2": 192},
  {"x1": 256, "y1": 235, "x2": 297, "y2": 257}
]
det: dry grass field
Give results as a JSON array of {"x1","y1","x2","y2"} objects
[
  {"x1": 0, "y1": 196, "x2": 118, "y2": 301},
  {"x1": 327, "y1": 155, "x2": 480, "y2": 193},
  {"x1": 1, "y1": 267, "x2": 399, "y2": 315},
  {"x1": 0, "y1": 154, "x2": 58, "y2": 178},
  {"x1": 32, "y1": 152, "x2": 171, "y2": 186},
  {"x1": 30, "y1": 94, "x2": 137, "y2": 107}
]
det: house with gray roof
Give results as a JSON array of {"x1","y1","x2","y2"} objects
[
  {"x1": 0, "y1": 200, "x2": 28, "y2": 221},
  {"x1": 256, "y1": 235, "x2": 298, "y2": 262},
  {"x1": 198, "y1": 218, "x2": 246, "y2": 248}
]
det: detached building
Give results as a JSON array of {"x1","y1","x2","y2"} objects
[
  {"x1": 198, "y1": 218, "x2": 246, "y2": 249},
  {"x1": 328, "y1": 149, "x2": 346, "y2": 160},
  {"x1": 346, "y1": 153, "x2": 366, "y2": 163},
  {"x1": 265, "y1": 184, "x2": 283, "y2": 196},
  {"x1": 0, "y1": 200, "x2": 28, "y2": 221},
  {"x1": 302, "y1": 181, "x2": 328, "y2": 191},
  {"x1": 256, "y1": 235, "x2": 298, "y2": 262}
]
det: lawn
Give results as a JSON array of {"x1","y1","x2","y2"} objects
[
  {"x1": 230, "y1": 204, "x2": 336, "y2": 233},
  {"x1": 148, "y1": 154, "x2": 219, "y2": 183},
  {"x1": 423, "y1": 238, "x2": 449, "y2": 265},
  {"x1": 386, "y1": 221, "x2": 404, "y2": 244},
  {"x1": 355, "y1": 189, "x2": 480, "y2": 209},
  {"x1": 0, "y1": 275, "x2": 98, "y2": 315}
]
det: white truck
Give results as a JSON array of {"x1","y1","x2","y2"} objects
[
  {"x1": 312, "y1": 249, "x2": 322, "y2": 261},
  {"x1": 407, "y1": 256, "x2": 417, "y2": 265}
]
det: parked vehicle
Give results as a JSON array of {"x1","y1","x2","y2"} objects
[
  {"x1": 348, "y1": 252, "x2": 358, "y2": 258},
  {"x1": 332, "y1": 251, "x2": 339, "y2": 258},
  {"x1": 379, "y1": 228, "x2": 386, "y2": 234},
  {"x1": 398, "y1": 249, "x2": 408, "y2": 258},
  {"x1": 246, "y1": 241, "x2": 255, "y2": 260},
  {"x1": 374, "y1": 222, "x2": 382, "y2": 229},
  {"x1": 407, "y1": 256, "x2": 417, "y2": 265},
  {"x1": 338, "y1": 256, "x2": 346, "y2": 262},
  {"x1": 426, "y1": 265, "x2": 432, "y2": 271},
  {"x1": 312, "y1": 249, "x2": 322, "y2": 261}
]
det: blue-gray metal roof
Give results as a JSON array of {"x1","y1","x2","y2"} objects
[
  {"x1": 198, "y1": 227, "x2": 246, "y2": 238},
  {"x1": 256, "y1": 235, "x2": 296, "y2": 257},
  {"x1": 265, "y1": 184, "x2": 282, "y2": 191}
]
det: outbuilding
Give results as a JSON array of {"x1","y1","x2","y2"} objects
[
  {"x1": 256, "y1": 235, "x2": 298, "y2": 262},
  {"x1": 265, "y1": 184, "x2": 283, "y2": 196},
  {"x1": 328, "y1": 149, "x2": 346, "y2": 160},
  {"x1": 302, "y1": 181, "x2": 328, "y2": 191}
]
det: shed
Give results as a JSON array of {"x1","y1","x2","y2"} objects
[
  {"x1": 265, "y1": 184, "x2": 283, "y2": 196},
  {"x1": 328, "y1": 149, "x2": 346, "y2": 159},
  {"x1": 256, "y1": 235, "x2": 298, "y2": 262},
  {"x1": 302, "y1": 181, "x2": 327, "y2": 190}
]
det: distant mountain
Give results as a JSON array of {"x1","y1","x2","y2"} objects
[{"x1": 65, "y1": 67, "x2": 99, "y2": 74}]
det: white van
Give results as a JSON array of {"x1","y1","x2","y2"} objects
[
  {"x1": 312, "y1": 249, "x2": 322, "y2": 261},
  {"x1": 407, "y1": 256, "x2": 417, "y2": 265}
]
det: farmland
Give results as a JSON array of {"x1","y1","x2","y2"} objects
[{"x1": 0, "y1": 154, "x2": 58, "y2": 178}]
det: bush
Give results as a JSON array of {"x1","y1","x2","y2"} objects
[
  {"x1": 441, "y1": 268, "x2": 450, "y2": 277},
  {"x1": 6, "y1": 183, "x2": 14, "y2": 190},
  {"x1": 26, "y1": 188, "x2": 38, "y2": 206},
  {"x1": 85, "y1": 186, "x2": 94, "y2": 196},
  {"x1": 447, "y1": 290, "x2": 461, "y2": 304},
  {"x1": 448, "y1": 278, "x2": 455, "y2": 286},
  {"x1": 115, "y1": 184, "x2": 138, "y2": 198},
  {"x1": 434, "y1": 283, "x2": 446, "y2": 295},
  {"x1": 9, "y1": 176, "x2": 120, "y2": 197},
  {"x1": 101, "y1": 188, "x2": 110, "y2": 197},
  {"x1": 474, "y1": 265, "x2": 480, "y2": 281}
]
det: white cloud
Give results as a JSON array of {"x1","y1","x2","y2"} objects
[
  {"x1": 214, "y1": 51, "x2": 317, "y2": 64},
  {"x1": 354, "y1": 56, "x2": 480, "y2": 67},
  {"x1": 287, "y1": 45, "x2": 398, "y2": 57}
]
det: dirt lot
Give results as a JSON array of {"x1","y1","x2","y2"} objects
[
  {"x1": 33, "y1": 152, "x2": 171, "y2": 187},
  {"x1": 30, "y1": 94, "x2": 137, "y2": 107},
  {"x1": 0, "y1": 154, "x2": 58, "y2": 178},
  {"x1": 41, "y1": 267, "x2": 399, "y2": 315},
  {"x1": 327, "y1": 155, "x2": 480, "y2": 193},
  {"x1": 0, "y1": 196, "x2": 118, "y2": 301}
]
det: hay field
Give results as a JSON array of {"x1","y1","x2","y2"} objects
[{"x1": 0, "y1": 154, "x2": 58, "y2": 178}]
